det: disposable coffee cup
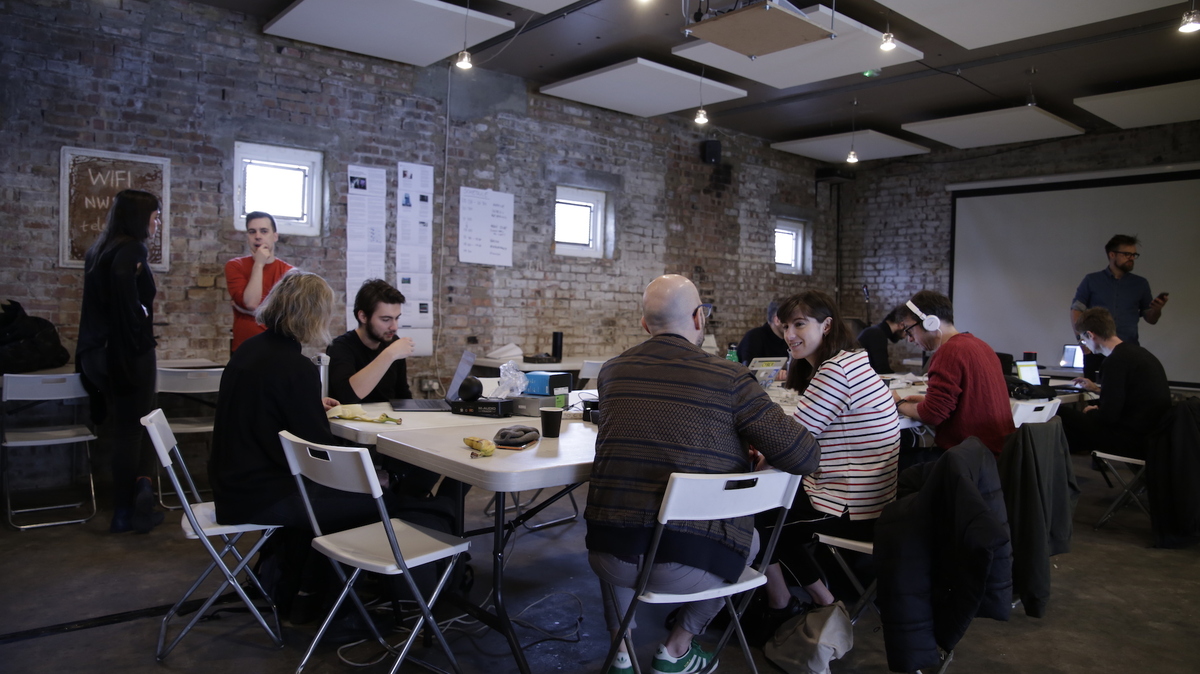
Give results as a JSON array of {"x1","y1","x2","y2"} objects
[{"x1": 540, "y1": 407, "x2": 564, "y2": 438}]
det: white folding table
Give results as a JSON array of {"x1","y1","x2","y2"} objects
[
  {"x1": 327, "y1": 403, "x2": 504, "y2": 445},
  {"x1": 376, "y1": 419, "x2": 597, "y2": 674}
]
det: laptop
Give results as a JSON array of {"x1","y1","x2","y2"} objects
[
  {"x1": 748, "y1": 357, "x2": 787, "y2": 389},
  {"x1": 1059, "y1": 344, "x2": 1084, "y2": 369},
  {"x1": 390, "y1": 351, "x2": 476, "y2": 412},
  {"x1": 1015, "y1": 360, "x2": 1042, "y2": 387}
]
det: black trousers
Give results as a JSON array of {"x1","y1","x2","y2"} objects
[
  {"x1": 756, "y1": 493, "x2": 878, "y2": 587},
  {"x1": 1058, "y1": 405, "x2": 1145, "y2": 460},
  {"x1": 81, "y1": 349, "x2": 157, "y2": 510}
]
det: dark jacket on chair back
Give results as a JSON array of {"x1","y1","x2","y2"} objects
[{"x1": 875, "y1": 438, "x2": 1013, "y2": 673}]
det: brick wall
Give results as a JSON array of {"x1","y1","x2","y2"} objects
[
  {"x1": 839, "y1": 122, "x2": 1200, "y2": 369},
  {"x1": 0, "y1": 0, "x2": 833, "y2": 386}
]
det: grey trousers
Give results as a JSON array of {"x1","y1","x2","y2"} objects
[{"x1": 590, "y1": 530, "x2": 760, "y2": 637}]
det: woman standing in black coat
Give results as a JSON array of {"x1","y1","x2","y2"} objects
[{"x1": 77, "y1": 189, "x2": 163, "y2": 533}]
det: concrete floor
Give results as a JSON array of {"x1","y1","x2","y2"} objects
[{"x1": 2, "y1": 455, "x2": 1198, "y2": 674}]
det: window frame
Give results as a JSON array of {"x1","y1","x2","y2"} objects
[
  {"x1": 554, "y1": 185, "x2": 609, "y2": 259},
  {"x1": 775, "y1": 218, "x2": 812, "y2": 275},
  {"x1": 233, "y1": 141, "x2": 324, "y2": 237}
]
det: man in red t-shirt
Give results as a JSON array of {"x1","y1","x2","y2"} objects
[
  {"x1": 894, "y1": 290, "x2": 1015, "y2": 456},
  {"x1": 224, "y1": 212, "x2": 294, "y2": 352}
]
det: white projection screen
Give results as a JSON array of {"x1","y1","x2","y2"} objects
[{"x1": 952, "y1": 169, "x2": 1200, "y2": 386}]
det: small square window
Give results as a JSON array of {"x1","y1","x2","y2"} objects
[
  {"x1": 234, "y1": 142, "x2": 323, "y2": 236},
  {"x1": 554, "y1": 185, "x2": 607, "y2": 258},
  {"x1": 775, "y1": 219, "x2": 811, "y2": 275}
]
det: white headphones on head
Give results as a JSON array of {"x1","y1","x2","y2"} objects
[{"x1": 906, "y1": 300, "x2": 941, "y2": 332}]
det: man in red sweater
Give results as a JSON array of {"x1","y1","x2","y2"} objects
[
  {"x1": 894, "y1": 290, "x2": 1015, "y2": 456},
  {"x1": 225, "y1": 211, "x2": 293, "y2": 352}
]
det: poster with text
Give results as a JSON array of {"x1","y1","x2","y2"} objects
[
  {"x1": 346, "y1": 164, "x2": 388, "y2": 330},
  {"x1": 458, "y1": 187, "x2": 513, "y2": 267}
]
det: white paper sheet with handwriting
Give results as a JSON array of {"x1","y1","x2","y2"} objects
[{"x1": 458, "y1": 187, "x2": 513, "y2": 267}]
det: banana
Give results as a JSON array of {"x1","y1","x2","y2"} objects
[{"x1": 464, "y1": 436, "x2": 496, "y2": 457}]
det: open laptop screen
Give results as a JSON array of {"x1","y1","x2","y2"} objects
[
  {"x1": 1060, "y1": 344, "x2": 1083, "y2": 368},
  {"x1": 1015, "y1": 360, "x2": 1041, "y2": 386}
]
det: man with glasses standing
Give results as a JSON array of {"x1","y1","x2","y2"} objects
[{"x1": 1070, "y1": 235, "x2": 1168, "y2": 378}]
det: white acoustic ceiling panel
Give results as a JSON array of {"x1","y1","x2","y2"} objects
[
  {"x1": 540, "y1": 58, "x2": 747, "y2": 118},
  {"x1": 1075, "y1": 79, "x2": 1200, "y2": 129},
  {"x1": 902, "y1": 106, "x2": 1085, "y2": 149},
  {"x1": 674, "y1": 5, "x2": 922, "y2": 90},
  {"x1": 264, "y1": 0, "x2": 514, "y2": 68},
  {"x1": 874, "y1": 0, "x2": 1179, "y2": 49},
  {"x1": 772, "y1": 130, "x2": 930, "y2": 163},
  {"x1": 500, "y1": 0, "x2": 579, "y2": 13}
]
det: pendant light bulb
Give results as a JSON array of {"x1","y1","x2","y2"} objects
[
  {"x1": 846, "y1": 149, "x2": 859, "y2": 163},
  {"x1": 1181, "y1": 9, "x2": 1200, "y2": 33},
  {"x1": 880, "y1": 32, "x2": 896, "y2": 51},
  {"x1": 695, "y1": 108, "x2": 708, "y2": 125},
  {"x1": 455, "y1": 50, "x2": 473, "y2": 69}
]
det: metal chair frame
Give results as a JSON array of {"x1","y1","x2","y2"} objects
[
  {"x1": 1091, "y1": 451, "x2": 1149, "y2": 529},
  {"x1": 278, "y1": 430, "x2": 469, "y2": 674},
  {"x1": 154, "y1": 367, "x2": 223, "y2": 509},
  {"x1": 599, "y1": 469, "x2": 802, "y2": 674},
  {"x1": 1, "y1": 373, "x2": 97, "y2": 530},
  {"x1": 141, "y1": 409, "x2": 282, "y2": 660}
]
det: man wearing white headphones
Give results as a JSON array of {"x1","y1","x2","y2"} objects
[{"x1": 894, "y1": 290, "x2": 1015, "y2": 456}]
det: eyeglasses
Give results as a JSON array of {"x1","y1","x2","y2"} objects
[
  {"x1": 1113, "y1": 251, "x2": 1140, "y2": 259},
  {"x1": 694, "y1": 303, "x2": 713, "y2": 319},
  {"x1": 899, "y1": 322, "x2": 920, "y2": 337}
]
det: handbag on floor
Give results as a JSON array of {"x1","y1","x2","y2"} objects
[{"x1": 763, "y1": 600, "x2": 853, "y2": 674}]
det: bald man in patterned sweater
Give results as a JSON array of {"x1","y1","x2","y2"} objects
[{"x1": 585, "y1": 274, "x2": 820, "y2": 674}]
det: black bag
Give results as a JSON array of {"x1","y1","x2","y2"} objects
[
  {"x1": 1005, "y1": 375, "x2": 1056, "y2": 401},
  {"x1": 0, "y1": 300, "x2": 70, "y2": 374}
]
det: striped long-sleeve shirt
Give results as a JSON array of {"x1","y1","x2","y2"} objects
[{"x1": 793, "y1": 349, "x2": 901, "y2": 520}]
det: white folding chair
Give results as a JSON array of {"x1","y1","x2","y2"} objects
[
  {"x1": 2, "y1": 373, "x2": 97, "y2": 529},
  {"x1": 278, "y1": 431, "x2": 470, "y2": 674},
  {"x1": 814, "y1": 534, "x2": 879, "y2": 624},
  {"x1": 141, "y1": 409, "x2": 282, "y2": 660},
  {"x1": 599, "y1": 469, "x2": 803, "y2": 674},
  {"x1": 1091, "y1": 451, "x2": 1149, "y2": 529},
  {"x1": 154, "y1": 367, "x2": 223, "y2": 509}
]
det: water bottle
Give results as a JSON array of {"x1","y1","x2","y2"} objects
[{"x1": 726, "y1": 343, "x2": 739, "y2": 362}]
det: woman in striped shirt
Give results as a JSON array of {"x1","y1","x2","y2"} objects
[{"x1": 756, "y1": 290, "x2": 901, "y2": 626}]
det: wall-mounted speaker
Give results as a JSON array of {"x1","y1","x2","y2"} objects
[{"x1": 700, "y1": 140, "x2": 721, "y2": 164}]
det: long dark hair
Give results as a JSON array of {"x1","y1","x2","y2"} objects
[
  {"x1": 777, "y1": 290, "x2": 857, "y2": 392},
  {"x1": 87, "y1": 189, "x2": 159, "y2": 263}
]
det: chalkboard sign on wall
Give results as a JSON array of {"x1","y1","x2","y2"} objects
[{"x1": 59, "y1": 147, "x2": 171, "y2": 271}]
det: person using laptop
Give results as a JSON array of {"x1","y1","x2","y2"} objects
[
  {"x1": 327, "y1": 279, "x2": 415, "y2": 404},
  {"x1": 894, "y1": 290, "x2": 1014, "y2": 457},
  {"x1": 1058, "y1": 307, "x2": 1171, "y2": 460}
]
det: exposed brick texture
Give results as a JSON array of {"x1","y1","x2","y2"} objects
[
  {"x1": 0, "y1": 0, "x2": 835, "y2": 386},
  {"x1": 1, "y1": 1, "x2": 1197, "y2": 387}
]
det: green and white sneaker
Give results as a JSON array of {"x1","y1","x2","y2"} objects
[
  {"x1": 606, "y1": 651, "x2": 633, "y2": 674},
  {"x1": 651, "y1": 640, "x2": 717, "y2": 674}
]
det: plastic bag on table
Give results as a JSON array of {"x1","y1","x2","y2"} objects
[{"x1": 493, "y1": 361, "x2": 529, "y2": 399}]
